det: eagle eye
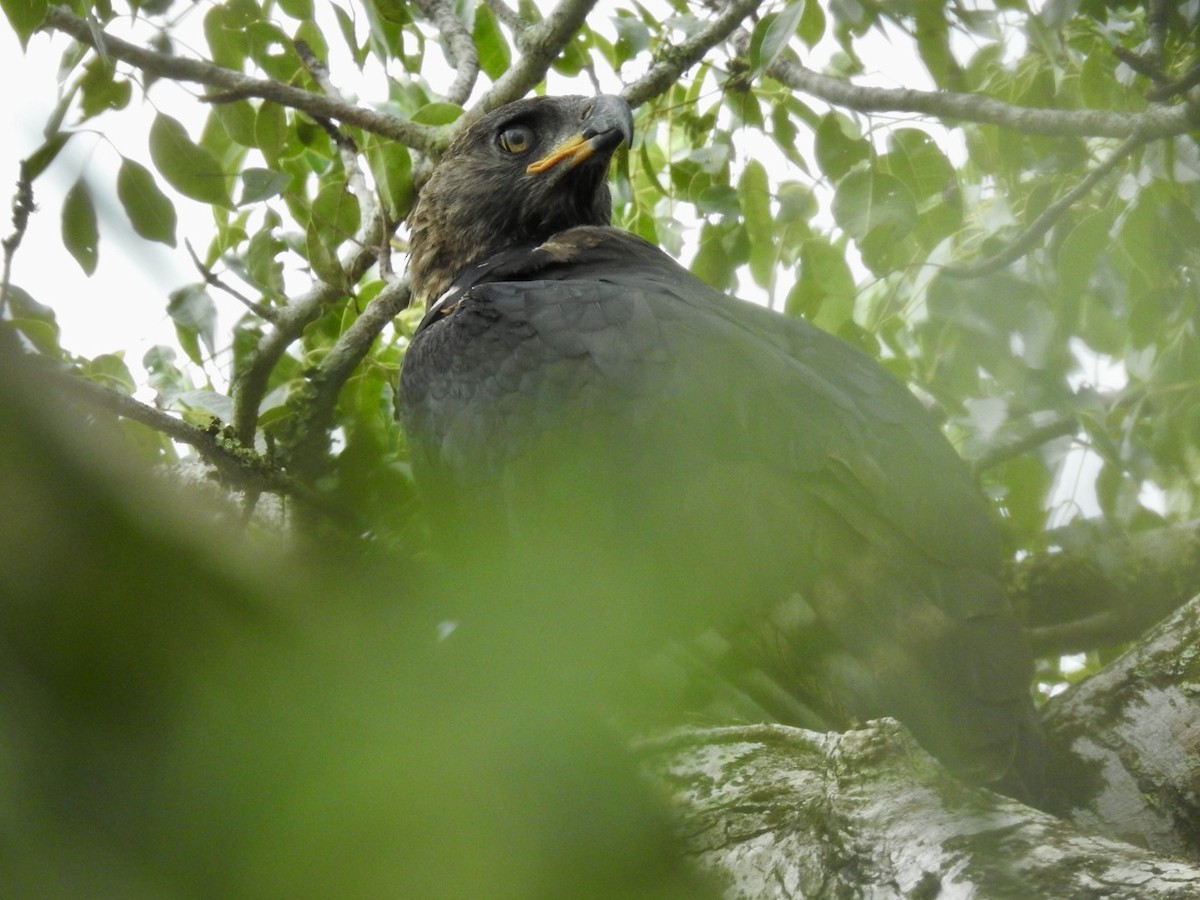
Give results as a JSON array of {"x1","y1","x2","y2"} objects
[{"x1": 497, "y1": 124, "x2": 533, "y2": 155}]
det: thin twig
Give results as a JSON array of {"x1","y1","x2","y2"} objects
[
  {"x1": 29, "y1": 353, "x2": 337, "y2": 513},
  {"x1": 623, "y1": 0, "x2": 761, "y2": 108},
  {"x1": 1147, "y1": 62, "x2": 1200, "y2": 102},
  {"x1": 970, "y1": 413, "x2": 1080, "y2": 474},
  {"x1": 281, "y1": 276, "x2": 413, "y2": 477},
  {"x1": 944, "y1": 134, "x2": 1146, "y2": 278},
  {"x1": 294, "y1": 39, "x2": 378, "y2": 236},
  {"x1": 0, "y1": 163, "x2": 35, "y2": 318},
  {"x1": 484, "y1": 0, "x2": 529, "y2": 34},
  {"x1": 416, "y1": 0, "x2": 481, "y2": 106},
  {"x1": 185, "y1": 240, "x2": 279, "y2": 322}
]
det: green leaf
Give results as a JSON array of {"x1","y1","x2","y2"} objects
[
  {"x1": 798, "y1": 0, "x2": 825, "y2": 47},
  {"x1": 473, "y1": 5, "x2": 512, "y2": 80},
  {"x1": 914, "y1": 0, "x2": 955, "y2": 89},
  {"x1": 143, "y1": 344, "x2": 191, "y2": 405},
  {"x1": 204, "y1": 4, "x2": 248, "y2": 70},
  {"x1": 882, "y1": 129, "x2": 955, "y2": 200},
  {"x1": 23, "y1": 132, "x2": 72, "y2": 182},
  {"x1": 80, "y1": 353, "x2": 137, "y2": 395},
  {"x1": 149, "y1": 113, "x2": 233, "y2": 209},
  {"x1": 611, "y1": 13, "x2": 650, "y2": 66},
  {"x1": 78, "y1": 57, "x2": 132, "y2": 121},
  {"x1": 310, "y1": 180, "x2": 361, "y2": 244},
  {"x1": 306, "y1": 221, "x2": 348, "y2": 289},
  {"x1": 365, "y1": 138, "x2": 414, "y2": 221},
  {"x1": 167, "y1": 286, "x2": 218, "y2": 364},
  {"x1": 831, "y1": 170, "x2": 917, "y2": 240},
  {"x1": 739, "y1": 161, "x2": 774, "y2": 289},
  {"x1": 1, "y1": 0, "x2": 47, "y2": 49},
  {"x1": 246, "y1": 22, "x2": 303, "y2": 82},
  {"x1": 690, "y1": 221, "x2": 737, "y2": 292},
  {"x1": 240, "y1": 168, "x2": 292, "y2": 206},
  {"x1": 814, "y1": 113, "x2": 870, "y2": 181},
  {"x1": 246, "y1": 228, "x2": 286, "y2": 293},
  {"x1": 1056, "y1": 212, "x2": 1111, "y2": 301},
  {"x1": 178, "y1": 390, "x2": 234, "y2": 421},
  {"x1": 211, "y1": 101, "x2": 258, "y2": 148},
  {"x1": 277, "y1": 0, "x2": 313, "y2": 19},
  {"x1": 694, "y1": 184, "x2": 739, "y2": 218},
  {"x1": 787, "y1": 237, "x2": 855, "y2": 332},
  {"x1": 411, "y1": 102, "x2": 464, "y2": 125},
  {"x1": 332, "y1": 3, "x2": 366, "y2": 66},
  {"x1": 117, "y1": 158, "x2": 178, "y2": 247},
  {"x1": 254, "y1": 101, "x2": 289, "y2": 163},
  {"x1": 6, "y1": 285, "x2": 62, "y2": 357},
  {"x1": 62, "y1": 177, "x2": 99, "y2": 276},
  {"x1": 749, "y1": 4, "x2": 804, "y2": 77}
]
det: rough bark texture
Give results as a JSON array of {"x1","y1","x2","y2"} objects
[
  {"x1": 1043, "y1": 594, "x2": 1200, "y2": 858},
  {"x1": 641, "y1": 721, "x2": 1200, "y2": 898}
]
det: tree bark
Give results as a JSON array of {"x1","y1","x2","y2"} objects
[
  {"x1": 640, "y1": 720, "x2": 1200, "y2": 898},
  {"x1": 1044, "y1": 594, "x2": 1200, "y2": 858}
]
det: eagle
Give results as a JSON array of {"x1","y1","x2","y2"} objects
[{"x1": 397, "y1": 94, "x2": 1046, "y2": 803}]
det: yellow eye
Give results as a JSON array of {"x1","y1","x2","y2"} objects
[{"x1": 497, "y1": 125, "x2": 533, "y2": 154}]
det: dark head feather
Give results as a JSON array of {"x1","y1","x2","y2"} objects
[{"x1": 405, "y1": 94, "x2": 633, "y2": 305}]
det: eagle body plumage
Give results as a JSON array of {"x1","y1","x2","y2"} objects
[{"x1": 398, "y1": 95, "x2": 1045, "y2": 802}]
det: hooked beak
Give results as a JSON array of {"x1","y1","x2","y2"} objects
[{"x1": 526, "y1": 95, "x2": 634, "y2": 175}]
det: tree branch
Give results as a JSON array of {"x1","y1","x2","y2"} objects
[
  {"x1": 279, "y1": 276, "x2": 413, "y2": 478},
  {"x1": 39, "y1": 7, "x2": 448, "y2": 156},
  {"x1": 969, "y1": 410, "x2": 1079, "y2": 474},
  {"x1": 27, "y1": 353, "x2": 327, "y2": 508},
  {"x1": 229, "y1": 212, "x2": 388, "y2": 446},
  {"x1": 416, "y1": 0, "x2": 481, "y2": 107},
  {"x1": 943, "y1": 134, "x2": 1148, "y2": 278},
  {"x1": 484, "y1": 0, "x2": 530, "y2": 36},
  {"x1": 469, "y1": 0, "x2": 599, "y2": 123},
  {"x1": 1044, "y1": 593, "x2": 1200, "y2": 858},
  {"x1": 754, "y1": 43, "x2": 1198, "y2": 140},
  {"x1": 185, "y1": 239, "x2": 278, "y2": 322},
  {"x1": 622, "y1": 0, "x2": 761, "y2": 108},
  {"x1": 1010, "y1": 518, "x2": 1200, "y2": 655},
  {"x1": 1, "y1": 162, "x2": 34, "y2": 317},
  {"x1": 641, "y1": 720, "x2": 1200, "y2": 896}
]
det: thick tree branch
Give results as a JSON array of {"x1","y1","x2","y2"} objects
[
  {"x1": 40, "y1": 7, "x2": 448, "y2": 156},
  {"x1": 641, "y1": 721, "x2": 1200, "y2": 896},
  {"x1": 622, "y1": 0, "x2": 761, "y2": 108},
  {"x1": 1044, "y1": 593, "x2": 1200, "y2": 859},
  {"x1": 416, "y1": 0, "x2": 481, "y2": 107},
  {"x1": 754, "y1": 43, "x2": 1198, "y2": 140}
]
